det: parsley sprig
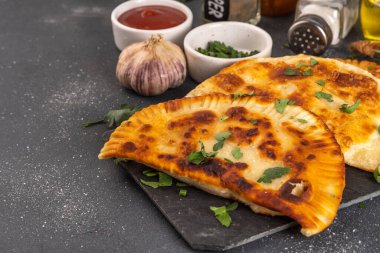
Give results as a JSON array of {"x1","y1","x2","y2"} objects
[
  {"x1": 233, "y1": 91, "x2": 254, "y2": 100},
  {"x1": 275, "y1": 99, "x2": 295, "y2": 114},
  {"x1": 374, "y1": 165, "x2": 380, "y2": 184},
  {"x1": 213, "y1": 132, "x2": 232, "y2": 151},
  {"x1": 188, "y1": 142, "x2": 217, "y2": 165},
  {"x1": 315, "y1": 91, "x2": 334, "y2": 102},
  {"x1": 339, "y1": 99, "x2": 360, "y2": 114},
  {"x1": 140, "y1": 172, "x2": 173, "y2": 188},
  {"x1": 210, "y1": 202, "x2": 239, "y2": 227},
  {"x1": 258, "y1": 167, "x2": 291, "y2": 183}
]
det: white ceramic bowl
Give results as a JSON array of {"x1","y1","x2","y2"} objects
[
  {"x1": 111, "y1": 0, "x2": 193, "y2": 50},
  {"x1": 184, "y1": 22, "x2": 273, "y2": 83}
]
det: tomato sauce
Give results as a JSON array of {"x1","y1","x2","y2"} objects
[{"x1": 118, "y1": 5, "x2": 187, "y2": 30}]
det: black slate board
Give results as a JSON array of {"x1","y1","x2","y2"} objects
[{"x1": 121, "y1": 162, "x2": 380, "y2": 251}]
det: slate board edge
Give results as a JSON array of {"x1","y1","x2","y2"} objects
[{"x1": 121, "y1": 163, "x2": 380, "y2": 251}]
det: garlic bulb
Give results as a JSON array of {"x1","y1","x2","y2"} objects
[{"x1": 116, "y1": 35, "x2": 187, "y2": 96}]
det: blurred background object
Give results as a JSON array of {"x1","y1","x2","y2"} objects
[
  {"x1": 261, "y1": 0, "x2": 298, "y2": 16},
  {"x1": 361, "y1": 0, "x2": 380, "y2": 41}
]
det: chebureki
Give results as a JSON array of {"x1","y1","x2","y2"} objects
[
  {"x1": 188, "y1": 55, "x2": 380, "y2": 172},
  {"x1": 99, "y1": 94, "x2": 345, "y2": 236}
]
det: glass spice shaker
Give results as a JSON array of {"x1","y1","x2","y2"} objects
[
  {"x1": 202, "y1": 0, "x2": 261, "y2": 25},
  {"x1": 288, "y1": 0, "x2": 360, "y2": 55}
]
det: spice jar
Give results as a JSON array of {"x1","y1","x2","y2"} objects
[
  {"x1": 202, "y1": 0, "x2": 261, "y2": 25},
  {"x1": 288, "y1": 0, "x2": 360, "y2": 55},
  {"x1": 261, "y1": 0, "x2": 297, "y2": 17}
]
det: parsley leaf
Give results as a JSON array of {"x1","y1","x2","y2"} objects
[
  {"x1": 233, "y1": 91, "x2": 254, "y2": 100},
  {"x1": 283, "y1": 68, "x2": 298, "y2": 76},
  {"x1": 339, "y1": 99, "x2": 360, "y2": 114},
  {"x1": 220, "y1": 115, "x2": 229, "y2": 121},
  {"x1": 310, "y1": 57, "x2": 318, "y2": 66},
  {"x1": 297, "y1": 118, "x2": 308, "y2": 123},
  {"x1": 258, "y1": 167, "x2": 291, "y2": 183},
  {"x1": 275, "y1": 98, "x2": 295, "y2": 114},
  {"x1": 143, "y1": 169, "x2": 158, "y2": 177},
  {"x1": 358, "y1": 202, "x2": 367, "y2": 209},
  {"x1": 213, "y1": 141, "x2": 224, "y2": 151},
  {"x1": 302, "y1": 69, "x2": 313, "y2": 76},
  {"x1": 250, "y1": 119, "x2": 258, "y2": 125},
  {"x1": 176, "y1": 182, "x2": 188, "y2": 187},
  {"x1": 215, "y1": 132, "x2": 232, "y2": 141},
  {"x1": 210, "y1": 202, "x2": 239, "y2": 227},
  {"x1": 378, "y1": 125, "x2": 380, "y2": 135},
  {"x1": 315, "y1": 91, "x2": 334, "y2": 102},
  {"x1": 368, "y1": 66, "x2": 374, "y2": 70},
  {"x1": 315, "y1": 80, "x2": 325, "y2": 86},
  {"x1": 114, "y1": 158, "x2": 129, "y2": 165},
  {"x1": 179, "y1": 189, "x2": 187, "y2": 197},
  {"x1": 188, "y1": 142, "x2": 217, "y2": 165},
  {"x1": 81, "y1": 104, "x2": 141, "y2": 128},
  {"x1": 232, "y1": 146, "x2": 243, "y2": 159},
  {"x1": 295, "y1": 62, "x2": 309, "y2": 69},
  {"x1": 374, "y1": 165, "x2": 380, "y2": 184},
  {"x1": 224, "y1": 158, "x2": 233, "y2": 163},
  {"x1": 140, "y1": 172, "x2": 173, "y2": 188}
]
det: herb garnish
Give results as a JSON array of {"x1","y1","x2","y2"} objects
[
  {"x1": 358, "y1": 202, "x2": 367, "y2": 209},
  {"x1": 315, "y1": 80, "x2": 326, "y2": 86},
  {"x1": 250, "y1": 119, "x2": 258, "y2": 125},
  {"x1": 196, "y1": 41, "x2": 259, "y2": 59},
  {"x1": 210, "y1": 202, "x2": 239, "y2": 227},
  {"x1": 378, "y1": 125, "x2": 380, "y2": 135},
  {"x1": 368, "y1": 66, "x2": 374, "y2": 70},
  {"x1": 258, "y1": 167, "x2": 291, "y2": 183},
  {"x1": 179, "y1": 189, "x2": 187, "y2": 197},
  {"x1": 297, "y1": 118, "x2": 308, "y2": 123},
  {"x1": 232, "y1": 146, "x2": 243, "y2": 159},
  {"x1": 213, "y1": 131, "x2": 232, "y2": 151},
  {"x1": 224, "y1": 158, "x2": 233, "y2": 163},
  {"x1": 220, "y1": 115, "x2": 229, "y2": 121},
  {"x1": 114, "y1": 158, "x2": 129, "y2": 165},
  {"x1": 283, "y1": 68, "x2": 298, "y2": 76},
  {"x1": 275, "y1": 99, "x2": 295, "y2": 114},
  {"x1": 143, "y1": 169, "x2": 158, "y2": 177},
  {"x1": 339, "y1": 99, "x2": 360, "y2": 114},
  {"x1": 176, "y1": 182, "x2": 188, "y2": 187},
  {"x1": 81, "y1": 104, "x2": 141, "y2": 128},
  {"x1": 310, "y1": 57, "x2": 318, "y2": 66},
  {"x1": 140, "y1": 172, "x2": 173, "y2": 188},
  {"x1": 374, "y1": 165, "x2": 380, "y2": 183},
  {"x1": 295, "y1": 62, "x2": 309, "y2": 69},
  {"x1": 302, "y1": 69, "x2": 313, "y2": 76},
  {"x1": 233, "y1": 91, "x2": 254, "y2": 100},
  {"x1": 188, "y1": 142, "x2": 217, "y2": 165},
  {"x1": 315, "y1": 91, "x2": 334, "y2": 102}
]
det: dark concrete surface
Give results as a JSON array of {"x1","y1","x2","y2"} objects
[{"x1": 0, "y1": 0, "x2": 379, "y2": 252}]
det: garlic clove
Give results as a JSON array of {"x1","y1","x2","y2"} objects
[{"x1": 116, "y1": 35, "x2": 187, "y2": 96}]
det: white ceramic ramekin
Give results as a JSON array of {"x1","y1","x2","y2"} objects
[
  {"x1": 111, "y1": 0, "x2": 193, "y2": 50},
  {"x1": 184, "y1": 22, "x2": 273, "y2": 83}
]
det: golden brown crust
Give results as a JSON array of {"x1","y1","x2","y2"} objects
[
  {"x1": 188, "y1": 55, "x2": 380, "y2": 172},
  {"x1": 99, "y1": 94, "x2": 345, "y2": 236},
  {"x1": 335, "y1": 58, "x2": 380, "y2": 79}
]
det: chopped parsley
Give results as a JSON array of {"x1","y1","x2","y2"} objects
[
  {"x1": 140, "y1": 172, "x2": 173, "y2": 188},
  {"x1": 143, "y1": 169, "x2": 158, "y2": 177},
  {"x1": 219, "y1": 115, "x2": 229, "y2": 121},
  {"x1": 297, "y1": 118, "x2": 308, "y2": 124},
  {"x1": 283, "y1": 68, "x2": 298, "y2": 76},
  {"x1": 339, "y1": 99, "x2": 360, "y2": 114},
  {"x1": 213, "y1": 131, "x2": 232, "y2": 151},
  {"x1": 378, "y1": 125, "x2": 380, "y2": 135},
  {"x1": 358, "y1": 202, "x2": 367, "y2": 209},
  {"x1": 210, "y1": 202, "x2": 238, "y2": 227},
  {"x1": 179, "y1": 189, "x2": 187, "y2": 197},
  {"x1": 368, "y1": 66, "x2": 374, "y2": 70},
  {"x1": 188, "y1": 142, "x2": 217, "y2": 165},
  {"x1": 232, "y1": 146, "x2": 243, "y2": 159},
  {"x1": 302, "y1": 69, "x2": 313, "y2": 76},
  {"x1": 374, "y1": 165, "x2": 380, "y2": 184},
  {"x1": 310, "y1": 57, "x2": 318, "y2": 66},
  {"x1": 275, "y1": 98, "x2": 295, "y2": 114},
  {"x1": 249, "y1": 119, "x2": 258, "y2": 125},
  {"x1": 315, "y1": 91, "x2": 334, "y2": 102},
  {"x1": 315, "y1": 79, "x2": 326, "y2": 86},
  {"x1": 224, "y1": 158, "x2": 233, "y2": 163},
  {"x1": 258, "y1": 167, "x2": 291, "y2": 183},
  {"x1": 114, "y1": 158, "x2": 129, "y2": 165},
  {"x1": 176, "y1": 182, "x2": 189, "y2": 187},
  {"x1": 233, "y1": 91, "x2": 254, "y2": 100},
  {"x1": 295, "y1": 62, "x2": 309, "y2": 69}
]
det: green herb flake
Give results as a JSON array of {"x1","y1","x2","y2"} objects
[
  {"x1": 176, "y1": 182, "x2": 189, "y2": 187},
  {"x1": 210, "y1": 202, "x2": 239, "y2": 227},
  {"x1": 143, "y1": 169, "x2": 158, "y2": 177},
  {"x1": 233, "y1": 91, "x2": 254, "y2": 100},
  {"x1": 213, "y1": 141, "x2": 224, "y2": 151},
  {"x1": 315, "y1": 91, "x2": 334, "y2": 102},
  {"x1": 295, "y1": 62, "x2": 309, "y2": 69},
  {"x1": 315, "y1": 80, "x2": 326, "y2": 86},
  {"x1": 114, "y1": 158, "x2": 129, "y2": 165},
  {"x1": 275, "y1": 98, "x2": 295, "y2": 114},
  {"x1": 250, "y1": 119, "x2": 258, "y2": 125},
  {"x1": 310, "y1": 57, "x2": 318, "y2": 66},
  {"x1": 179, "y1": 189, "x2": 187, "y2": 197},
  {"x1": 224, "y1": 158, "x2": 233, "y2": 163},
  {"x1": 378, "y1": 125, "x2": 380, "y2": 135},
  {"x1": 297, "y1": 118, "x2": 308, "y2": 124},
  {"x1": 188, "y1": 142, "x2": 217, "y2": 165},
  {"x1": 339, "y1": 99, "x2": 361, "y2": 114},
  {"x1": 215, "y1": 132, "x2": 232, "y2": 141},
  {"x1": 220, "y1": 115, "x2": 229, "y2": 121},
  {"x1": 196, "y1": 41, "x2": 260, "y2": 59},
  {"x1": 368, "y1": 66, "x2": 374, "y2": 70},
  {"x1": 232, "y1": 146, "x2": 243, "y2": 159},
  {"x1": 283, "y1": 68, "x2": 298, "y2": 76},
  {"x1": 140, "y1": 179, "x2": 160, "y2": 188},
  {"x1": 358, "y1": 202, "x2": 367, "y2": 209},
  {"x1": 258, "y1": 167, "x2": 291, "y2": 183},
  {"x1": 374, "y1": 165, "x2": 380, "y2": 184},
  {"x1": 302, "y1": 69, "x2": 313, "y2": 76},
  {"x1": 140, "y1": 172, "x2": 173, "y2": 188}
]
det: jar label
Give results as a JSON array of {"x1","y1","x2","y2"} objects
[{"x1": 204, "y1": 0, "x2": 230, "y2": 21}]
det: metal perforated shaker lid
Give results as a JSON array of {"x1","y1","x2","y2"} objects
[{"x1": 288, "y1": 15, "x2": 333, "y2": 56}]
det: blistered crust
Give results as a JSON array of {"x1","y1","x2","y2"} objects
[
  {"x1": 99, "y1": 94, "x2": 345, "y2": 236},
  {"x1": 188, "y1": 55, "x2": 380, "y2": 172}
]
